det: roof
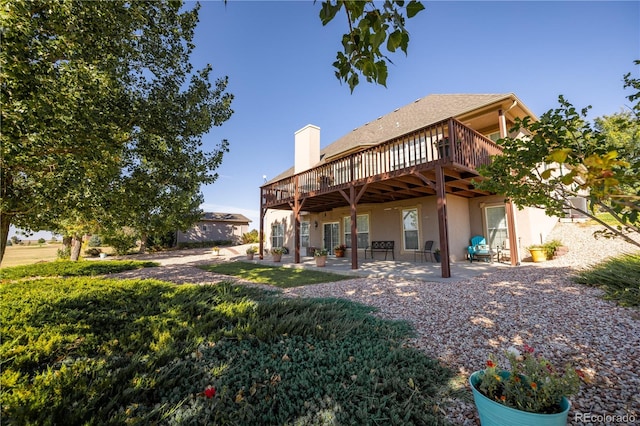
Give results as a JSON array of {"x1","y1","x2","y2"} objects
[
  {"x1": 267, "y1": 93, "x2": 535, "y2": 184},
  {"x1": 201, "y1": 212, "x2": 251, "y2": 223}
]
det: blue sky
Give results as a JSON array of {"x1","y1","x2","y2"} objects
[
  {"x1": 195, "y1": 0, "x2": 639, "y2": 229},
  {"x1": 10, "y1": 0, "x2": 639, "y2": 239}
]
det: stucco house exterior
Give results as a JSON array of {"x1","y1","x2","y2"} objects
[
  {"x1": 259, "y1": 93, "x2": 559, "y2": 277},
  {"x1": 177, "y1": 212, "x2": 251, "y2": 245}
]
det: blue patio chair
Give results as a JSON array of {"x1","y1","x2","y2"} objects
[{"x1": 467, "y1": 236, "x2": 493, "y2": 263}]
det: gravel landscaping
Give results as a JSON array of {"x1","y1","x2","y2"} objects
[{"x1": 110, "y1": 222, "x2": 640, "y2": 425}]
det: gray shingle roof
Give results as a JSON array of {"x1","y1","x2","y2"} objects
[
  {"x1": 202, "y1": 212, "x2": 251, "y2": 223},
  {"x1": 268, "y1": 93, "x2": 527, "y2": 183}
]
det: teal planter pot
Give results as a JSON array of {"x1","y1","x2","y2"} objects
[{"x1": 469, "y1": 371, "x2": 571, "y2": 426}]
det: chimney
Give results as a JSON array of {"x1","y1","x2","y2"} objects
[{"x1": 294, "y1": 124, "x2": 320, "y2": 174}]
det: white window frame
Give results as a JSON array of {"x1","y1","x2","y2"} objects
[
  {"x1": 484, "y1": 205, "x2": 508, "y2": 250},
  {"x1": 300, "y1": 221, "x2": 310, "y2": 248},
  {"x1": 402, "y1": 208, "x2": 419, "y2": 250},
  {"x1": 343, "y1": 214, "x2": 369, "y2": 249},
  {"x1": 271, "y1": 222, "x2": 284, "y2": 248}
]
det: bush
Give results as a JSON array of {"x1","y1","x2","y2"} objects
[
  {"x1": 37, "y1": 238, "x2": 46, "y2": 245},
  {"x1": 87, "y1": 235, "x2": 102, "y2": 247},
  {"x1": 241, "y1": 229, "x2": 259, "y2": 244},
  {"x1": 146, "y1": 231, "x2": 176, "y2": 250},
  {"x1": 575, "y1": 253, "x2": 640, "y2": 307},
  {"x1": 84, "y1": 248, "x2": 102, "y2": 257},
  {"x1": 0, "y1": 259, "x2": 159, "y2": 280},
  {"x1": 0, "y1": 280, "x2": 452, "y2": 425},
  {"x1": 103, "y1": 230, "x2": 137, "y2": 255},
  {"x1": 56, "y1": 246, "x2": 71, "y2": 260}
]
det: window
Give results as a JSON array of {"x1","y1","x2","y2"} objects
[
  {"x1": 488, "y1": 131, "x2": 501, "y2": 142},
  {"x1": 200, "y1": 224, "x2": 208, "y2": 232},
  {"x1": 343, "y1": 214, "x2": 369, "y2": 249},
  {"x1": 300, "y1": 221, "x2": 309, "y2": 248},
  {"x1": 402, "y1": 208, "x2": 419, "y2": 250},
  {"x1": 485, "y1": 206, "x2": 508, "y2": 249},
  {"x1": 271, "y1": 222, "x2": 284, "y2": 248}
]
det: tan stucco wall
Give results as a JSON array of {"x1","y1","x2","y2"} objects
[{"x1": 264, "y1": 194, "x2": 472, "y2": 262}]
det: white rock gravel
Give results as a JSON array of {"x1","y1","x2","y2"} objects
[{"x1": 109, "y1": 223, "x2": 640, "y2": 425}]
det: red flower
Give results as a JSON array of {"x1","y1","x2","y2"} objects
[
  {"x1": 523, "y1": 344, "x2": 535, "y2": 354},
  {"x1": 204, "y1": 386, "x2": 216, "y2": 398},
  {"x1": 576, "y1": 369, "x2": 585, "y2": 378},
  {"x1": 530, "y1": 382, "x2": 537, "y2": 390},
  {"x1": 486, "y1": 360, "x2": 496, "y2": 368}
]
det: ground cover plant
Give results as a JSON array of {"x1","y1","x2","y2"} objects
[
  {"x1": 1, "y1": 277, "x2": 453, "y2": 424},
  {"x1": 574, "y1": 252, "x2": 640, "y2": 307},
  {"x1": 199, "y1": 261, "x2": 353, "y2": 288},
  {"x1": 0, "y1": 259, "x2": 158, "y2": 280}
]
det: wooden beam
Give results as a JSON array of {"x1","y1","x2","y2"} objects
[{"x1": 435, "y1": 164, "x2": 451, "y2": 278}]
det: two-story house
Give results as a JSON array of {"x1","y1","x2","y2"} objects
[{"x1": 259, "y1": 94, "x2": 558, "y2": 277}]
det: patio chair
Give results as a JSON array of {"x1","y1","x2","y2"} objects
[
  {"x1": 467, "y1": 236, "x2": 494, "y2": 263},
  {"x1": 414, "y1": 240, "x2": 435, "y2": 262}
]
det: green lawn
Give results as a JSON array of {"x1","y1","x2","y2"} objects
[
  {"x1": 1, "y1": 262, "x2": 454, "y2": 425},
  {"x1": 199, "y1": 261, "x2": 353, "y2": 288},
  {"x1": 0, "y1": 259, "x2": 158, "y2": 280}
]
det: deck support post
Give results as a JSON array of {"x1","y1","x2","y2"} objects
[{"x1": 435, "y1": 164, "x2": 451, "y2": 278}]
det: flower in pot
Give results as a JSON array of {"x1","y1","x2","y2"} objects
[
  {"x1": 212, "y1": 246, "x2": 220, "y2": 256},
  {"x1": 270, "y1": 247, "x2": 284, "y2": 262},
  {"x1": 334, "y1": 244, "x2": 346, "y2": 257},
  {"x1": 314, "y1": 248, "x2": 328, "y2": 267},
  {"x1": 246, "y1": 245, "x2": 258, "y2": 260},
  {"x1": 469, "y1": 344, "x2": 581, "y2": 425}
]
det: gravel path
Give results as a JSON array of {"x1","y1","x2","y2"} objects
[{"x1": 109, "y1": 223, "x2": 640, "y2": 425}]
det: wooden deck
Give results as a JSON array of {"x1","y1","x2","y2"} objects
[{"x1": 261, "y1": 118, "x2": 502, "y2": 212}]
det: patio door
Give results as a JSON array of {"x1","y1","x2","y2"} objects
[
  {"x1": 323, "y1": 222, "x2": 339, "y2": 254},
  {"x1": 485, "y1": 206, "x2": 508, "y2": 250}
]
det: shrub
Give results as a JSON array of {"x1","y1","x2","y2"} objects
[
  {"x1": 56, "y1": 246, "x2": 71, "y2": 260},
  {"x1": 103, "y1": 230, "x2": 137, "y2": 255},
  {"x1": 575, "y1": 253, "x2": 640, "y2": 307},
  {"x1": 37, "y1": 238, "x2": 46, "y2": 245},
  {"x1": 0, "y1": 279, "x2": 451, "y2": 425},
  {"x1": 0, "y1": 260, "x2": 159, "y2": 280},
  {"x1": 87, "y1": 235, "x2": 102, "y2": 247},
  {"x1": 241, "y1": 229, "x2": 259, "y2": 244},
  {"x1": 84, "y1": 248, "x2": 102, "y2": 257}
]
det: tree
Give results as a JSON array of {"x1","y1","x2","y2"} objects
[
  {"x1": 320, "y1": 1, "x2": 425, "y2": 92},
  {"x1": 0, "y1": 1, "x2": 233, "y2": 263},
  {"x1": 475, "y1": 62, "x2": 640, "y2": 249}
]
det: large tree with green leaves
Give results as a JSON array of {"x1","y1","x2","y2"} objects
[
  {"x1": 0, "y1": 1, "x2": 233, "y2": 262},
  {"x1": 476, "y1": 61, "x2": 640, "y2": 249}
]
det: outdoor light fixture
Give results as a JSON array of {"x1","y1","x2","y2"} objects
[{"x1": 314, "y1": 221, "x2": 318, "y2": 228}]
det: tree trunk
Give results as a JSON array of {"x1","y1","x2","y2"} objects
[
  {"x1": 139, "y1": 232, "x2": 147, "y2": 254},
  {"x1": 0, "y1": 213, "x2": 10, "y2": 265},
  {"x1": 70, "y1": 234, "x2": 82, "y2": 261}
]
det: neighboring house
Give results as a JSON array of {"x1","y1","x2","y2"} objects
[
  {"x1": 177, "y1": 212, "x2": 251, "y2": 245},
  {"x1": 259, "y1": 93, "x2": 559, "y2": 277}
]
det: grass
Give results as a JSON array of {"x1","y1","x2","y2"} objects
[
  {"x1": 0, "y1": 259, "x2": 159, "y2": 280},
  {"x1": 574, "y1": 252, "x2": 640, "y2": 307},
  {"x1": 199, "y1": 261, "x2": 353, "y2": 288},
  {"x1": 1, "y1": 265, "x2": 454, "y2": 424},
  {"x1": 1, "y1": 244, "x2": 62, "y2": 267}
]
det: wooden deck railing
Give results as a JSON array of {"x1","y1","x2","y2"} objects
[{"x1": 261, "y1": 118, "x2": 502, "y2": 207}]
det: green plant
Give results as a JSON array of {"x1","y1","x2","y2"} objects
[
  {"x1": 542, "y1": 239, "x2": 563, "y2": 259},
  {"x1": 314, "y1": 248, "x2": 329, "y2": 257},
  {"x1": 56, "y1": 246, "x2": 71, "y2": 260},
  {"x1": 103, "y1": 230, "x2": 137, "y2": 255},
  {"x1": 84, "y1": 247, "x2": 102, "y2": 257},
  {"x1": 87, "y1": 235, "x2": 102, "y2": 247},
  {"x1": 1, "y1": 278, "x2": 451, "y2": 425},
  {"x1": 241, "y1": 229, "x2": 259, "y2": 244},
  {"x1": 246, "y1": 246, "x2": 258, "y2": 254},
  {"x1": 575, "y1": 253, "x2": 640, "y2": 306},
  {"x1": 0, "y1": 260, "x2": 159, "y2": 280},
  {"x1": 476, "y1": 344, "x2": 581, "y2": 414},
  {"x1": 37, "y1": 238, "x2": 46, "y2": 245},
  {"x1": 270, "y1": 247, "x2": 285, "y2": 255},
  {"x1": 334, "y1": 244, "x2": 346, "y2": 251}
]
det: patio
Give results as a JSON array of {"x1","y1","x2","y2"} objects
[{"x1": 246, "y1": 254, "x2": 512, "y2": 283}]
